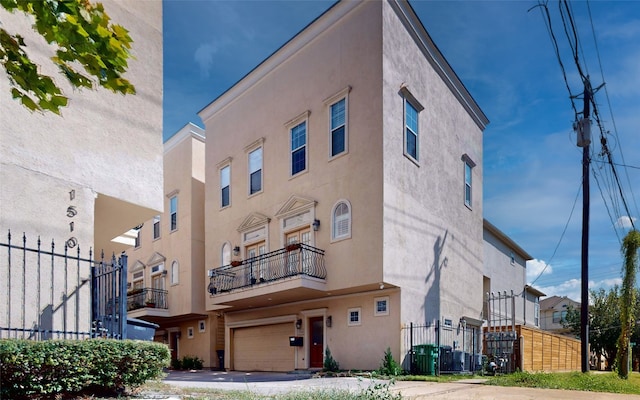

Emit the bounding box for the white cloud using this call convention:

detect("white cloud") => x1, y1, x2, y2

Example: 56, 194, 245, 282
614, 216, 636, 229
194, 42, 222, 78
526, 259, 553, 283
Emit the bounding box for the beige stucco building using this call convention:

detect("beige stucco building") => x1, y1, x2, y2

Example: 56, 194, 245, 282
0, 1, 163, 335
125, 123, 219, 366
200, 0, 489, 372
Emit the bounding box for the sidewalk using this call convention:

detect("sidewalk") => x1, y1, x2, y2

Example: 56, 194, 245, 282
159, 370, 640, 400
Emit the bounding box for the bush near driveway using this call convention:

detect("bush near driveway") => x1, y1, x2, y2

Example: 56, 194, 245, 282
0, 338, 170, 399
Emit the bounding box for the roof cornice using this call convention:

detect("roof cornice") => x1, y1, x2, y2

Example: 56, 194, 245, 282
483, 219, 533, 261
198, 1, 358, 123
388, 0, 489, 131
164, 122, 205, 154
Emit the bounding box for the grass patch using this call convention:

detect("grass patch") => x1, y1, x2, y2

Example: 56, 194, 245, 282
486, 371, 640, 395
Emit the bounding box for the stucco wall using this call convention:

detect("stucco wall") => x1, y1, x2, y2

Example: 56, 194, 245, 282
0, 0, 163, 248
380, 1, 484, 327
202, 1, 385, 293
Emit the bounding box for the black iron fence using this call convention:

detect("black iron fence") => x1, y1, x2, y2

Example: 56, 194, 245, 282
402, 321, 482, 375
0, 231, 127, 340
208, 243, 325, 294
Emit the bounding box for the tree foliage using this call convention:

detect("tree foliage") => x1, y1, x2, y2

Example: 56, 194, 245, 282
565, 288, 620, 370
0, 0, 135, 114
617, 230, 640, 378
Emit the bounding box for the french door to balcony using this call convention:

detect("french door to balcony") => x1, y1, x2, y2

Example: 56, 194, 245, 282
286, 228, 311, 275
246, 241, 266, 283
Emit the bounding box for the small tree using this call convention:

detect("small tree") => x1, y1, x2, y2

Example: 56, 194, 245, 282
323, 346, 339, 372
617, 230, 640, 378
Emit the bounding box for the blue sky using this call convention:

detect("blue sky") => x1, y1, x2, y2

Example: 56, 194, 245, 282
163, 0, 640, 302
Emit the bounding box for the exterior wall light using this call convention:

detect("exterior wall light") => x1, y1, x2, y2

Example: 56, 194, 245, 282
326, 315, 332, 328
233, 246, 240, 256
296, 319, 302, 329
312, 219, 320, 231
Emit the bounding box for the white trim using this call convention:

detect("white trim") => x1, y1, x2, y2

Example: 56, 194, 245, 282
187, 327, 194, 339
170, 260, 179, 285
374, 296, 389, 316
347, 307, 361, 326
198, 320, 206, 333
226, 314, 297, 329
326, 87, 350, 160
164, 122, 205, 153
330, 199, 352, 242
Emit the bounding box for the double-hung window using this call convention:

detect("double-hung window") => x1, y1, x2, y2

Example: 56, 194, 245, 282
330, 98, 346, 157
169, 195, 178, 231
291, 122, 307, 176
152, 215, 160, 240
220, 165, 230, 208
462, 154, 476, 209
464, 162, 472, 207
405, 101, 419, 161
249, 147, 262, 195
400, 86, 424, 164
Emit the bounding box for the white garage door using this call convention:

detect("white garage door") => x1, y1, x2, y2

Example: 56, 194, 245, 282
233, 323, 295, 371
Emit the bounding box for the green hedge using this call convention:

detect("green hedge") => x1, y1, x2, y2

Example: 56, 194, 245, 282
0, 339, 170, 399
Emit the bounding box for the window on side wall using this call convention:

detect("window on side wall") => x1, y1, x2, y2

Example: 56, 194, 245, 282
462, 154, 476, 209
534, 298, 540, 326
170, 196, 178, 231
220, 164, 230, 208
153, 215, 160, 240
400, 86, 424, 165
248, 147, 263, 195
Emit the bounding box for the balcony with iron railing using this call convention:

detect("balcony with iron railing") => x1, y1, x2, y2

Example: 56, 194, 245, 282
126, 288, 168, 314
207, 243, 326, 301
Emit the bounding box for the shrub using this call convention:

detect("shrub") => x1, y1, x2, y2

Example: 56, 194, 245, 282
0, 339, 170, 399
378, 347, 402, 376
181, 355, 204, 370
323, 346, 340, 372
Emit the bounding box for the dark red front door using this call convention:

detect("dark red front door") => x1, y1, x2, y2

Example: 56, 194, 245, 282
309, 317, 324, 368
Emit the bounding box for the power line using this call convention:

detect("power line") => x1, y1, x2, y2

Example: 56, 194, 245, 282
529, 182, 582, 287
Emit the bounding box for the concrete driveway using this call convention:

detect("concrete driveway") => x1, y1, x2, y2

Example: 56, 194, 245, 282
162, 370, 639, 399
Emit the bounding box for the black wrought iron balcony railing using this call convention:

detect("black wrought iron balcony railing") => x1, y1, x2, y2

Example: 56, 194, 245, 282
208, 243, 326, 295
126, 288, 168, 311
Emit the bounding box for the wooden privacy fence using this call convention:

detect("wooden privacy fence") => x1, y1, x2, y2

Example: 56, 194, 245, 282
515, 325, 581, 372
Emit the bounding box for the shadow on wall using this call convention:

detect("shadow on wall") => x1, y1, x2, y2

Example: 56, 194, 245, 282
423, 230, 448, 324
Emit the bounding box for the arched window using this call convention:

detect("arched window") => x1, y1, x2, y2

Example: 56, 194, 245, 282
171, 260, 179, 285
332, 200, 351, 241
221, 242, 231, 266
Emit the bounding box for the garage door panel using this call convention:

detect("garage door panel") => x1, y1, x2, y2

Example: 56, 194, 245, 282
234, 323, 294, 372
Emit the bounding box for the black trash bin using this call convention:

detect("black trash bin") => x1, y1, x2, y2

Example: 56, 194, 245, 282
216, 350, 225, 370
126, 317, 159, 341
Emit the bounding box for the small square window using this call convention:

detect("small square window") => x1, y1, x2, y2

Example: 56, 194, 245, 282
374, 296, 389, 316
187, 327, 194, 338
198, 320, 206, 333
347, 307, 361, 326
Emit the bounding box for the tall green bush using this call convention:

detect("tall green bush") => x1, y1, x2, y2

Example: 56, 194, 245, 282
0, 339, 170, 399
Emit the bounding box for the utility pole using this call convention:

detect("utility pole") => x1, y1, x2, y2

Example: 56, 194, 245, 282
576, 77, 592, 373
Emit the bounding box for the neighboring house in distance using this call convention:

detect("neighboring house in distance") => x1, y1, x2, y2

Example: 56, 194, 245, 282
125, 124, 218, 367
483, 219, 545, 328
540, 295, 580, 336
200, 0, 488, 372
0, 1, 162, 336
